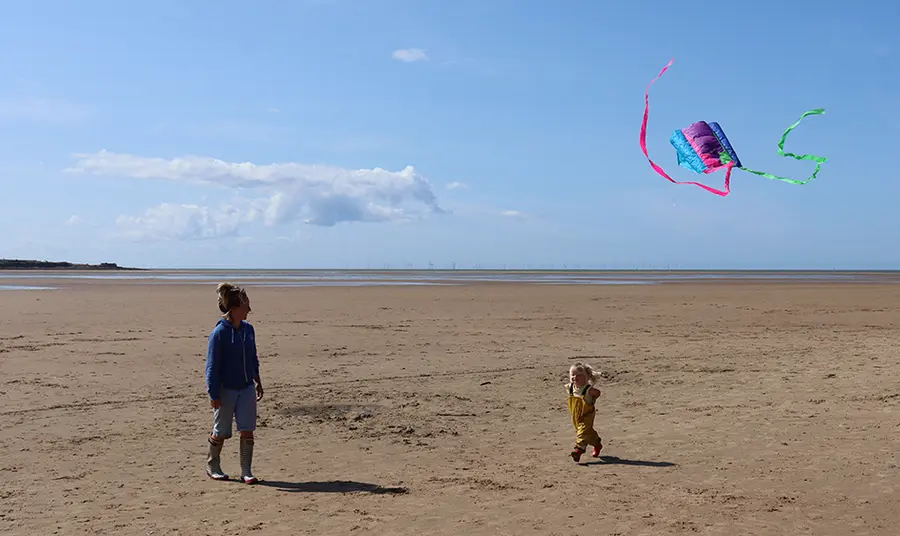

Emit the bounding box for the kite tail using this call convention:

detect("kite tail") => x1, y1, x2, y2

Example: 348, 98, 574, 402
639, 58, 731, 197
738, 108, 828, 184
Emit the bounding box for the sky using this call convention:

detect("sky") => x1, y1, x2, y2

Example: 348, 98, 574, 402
1, 0, 898, 269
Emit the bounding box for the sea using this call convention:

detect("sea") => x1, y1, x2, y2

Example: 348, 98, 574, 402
1, 269, 900, 291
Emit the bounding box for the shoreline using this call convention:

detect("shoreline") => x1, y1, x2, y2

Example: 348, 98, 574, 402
4, 263, 900, 275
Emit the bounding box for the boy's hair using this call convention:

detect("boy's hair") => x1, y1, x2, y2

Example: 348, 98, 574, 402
216, 282, 248, 314
570, 362, 599, 385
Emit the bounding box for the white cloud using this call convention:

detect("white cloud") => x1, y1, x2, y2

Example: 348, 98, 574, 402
66, 150, 445, 239
392, 48, 429, 63
64, 215, 81, 226
446, 181, 467, 190
0, 97, 90, 123
115, 203, 253, 241
500, 209, 526, 218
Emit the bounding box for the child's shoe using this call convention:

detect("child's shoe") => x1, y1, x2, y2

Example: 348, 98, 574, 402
570, 447, 585, 462
592, 441, 603, 458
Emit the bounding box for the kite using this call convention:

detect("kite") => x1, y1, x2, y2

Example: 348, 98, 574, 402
639, 59, 828, 196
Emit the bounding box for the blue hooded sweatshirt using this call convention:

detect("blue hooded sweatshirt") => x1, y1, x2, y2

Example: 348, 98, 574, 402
205, 317, 259, 400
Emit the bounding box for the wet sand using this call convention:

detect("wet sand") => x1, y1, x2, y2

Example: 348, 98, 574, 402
1, 279, 898, 535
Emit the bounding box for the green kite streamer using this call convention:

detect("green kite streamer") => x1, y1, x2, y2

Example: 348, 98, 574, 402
737, 109, 828, 185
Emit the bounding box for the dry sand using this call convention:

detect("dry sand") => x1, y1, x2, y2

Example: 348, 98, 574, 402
1, 277, 899, 535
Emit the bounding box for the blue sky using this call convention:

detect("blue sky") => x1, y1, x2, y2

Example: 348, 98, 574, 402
1, 0, 897, 269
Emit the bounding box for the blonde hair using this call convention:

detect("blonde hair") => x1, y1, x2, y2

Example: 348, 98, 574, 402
216, 282, 248, 316
569, 362, 599, 385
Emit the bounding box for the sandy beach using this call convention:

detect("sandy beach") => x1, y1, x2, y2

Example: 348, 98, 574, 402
2, 276, 898, 535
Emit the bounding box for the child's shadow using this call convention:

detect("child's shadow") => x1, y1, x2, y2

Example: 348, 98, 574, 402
257, 479, 409, 494
580, 455, 675, 467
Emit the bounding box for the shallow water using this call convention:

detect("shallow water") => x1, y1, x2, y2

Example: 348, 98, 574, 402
0, 269, 896, 290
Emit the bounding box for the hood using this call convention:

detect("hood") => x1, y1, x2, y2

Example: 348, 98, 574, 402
216, 317, 245, 343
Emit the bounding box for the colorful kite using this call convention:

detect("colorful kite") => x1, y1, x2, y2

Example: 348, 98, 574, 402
640, 59, 828, 196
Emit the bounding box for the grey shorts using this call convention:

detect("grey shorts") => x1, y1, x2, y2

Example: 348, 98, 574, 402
211, 384, 257, 438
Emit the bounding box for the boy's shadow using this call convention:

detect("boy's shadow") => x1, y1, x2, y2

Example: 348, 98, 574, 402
580, 455, 676, 467
257, 479, 409, 494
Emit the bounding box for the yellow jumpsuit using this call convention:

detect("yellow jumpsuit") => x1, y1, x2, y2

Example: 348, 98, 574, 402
567, 383, 602, 451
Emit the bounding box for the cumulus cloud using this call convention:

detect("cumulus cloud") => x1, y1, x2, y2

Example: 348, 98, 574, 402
66, 150, 445, 240
392, 48, 428, 62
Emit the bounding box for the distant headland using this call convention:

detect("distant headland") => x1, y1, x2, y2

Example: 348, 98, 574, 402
0, 259, 144, 271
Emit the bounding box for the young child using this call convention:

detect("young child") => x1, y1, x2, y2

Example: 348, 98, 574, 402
566, 362, 603, 462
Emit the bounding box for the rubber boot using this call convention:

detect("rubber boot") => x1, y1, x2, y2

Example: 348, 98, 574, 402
206, 436, 228, 480
240, 436, 258, 484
